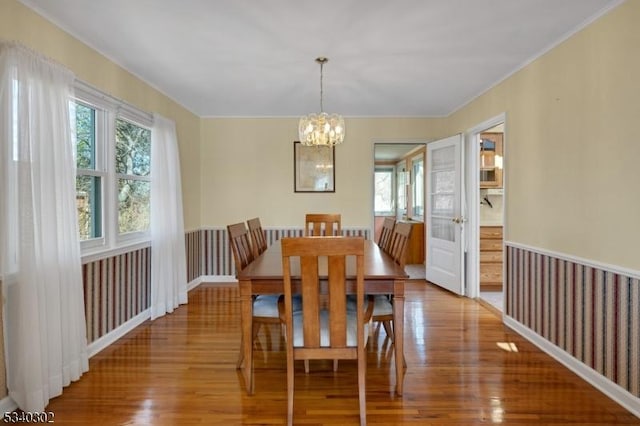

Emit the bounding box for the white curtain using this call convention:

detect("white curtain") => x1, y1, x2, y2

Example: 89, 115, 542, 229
150, 113, 187, 320
0, 42, 88, 411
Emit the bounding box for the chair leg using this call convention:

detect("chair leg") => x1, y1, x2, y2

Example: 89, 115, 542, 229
382, 320, 394, 342
333, 359, 338, 372
304, 360, 310, 373
253, 322, 261, 340
371, 320, 406, 369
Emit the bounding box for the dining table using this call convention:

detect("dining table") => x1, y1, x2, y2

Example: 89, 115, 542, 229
236, 237, 409, 396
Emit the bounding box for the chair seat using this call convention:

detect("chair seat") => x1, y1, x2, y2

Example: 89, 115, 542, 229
254, 294, 301, 317
346, 294, 374, 313
371, 295, 393, 316
291, 310, 369, 347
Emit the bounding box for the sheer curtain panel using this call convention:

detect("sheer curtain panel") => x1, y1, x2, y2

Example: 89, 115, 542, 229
150, 113, 188, 319
0, 42, 88, 412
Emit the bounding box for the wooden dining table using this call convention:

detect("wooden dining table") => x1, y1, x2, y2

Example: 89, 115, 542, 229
237, 238, 408, 396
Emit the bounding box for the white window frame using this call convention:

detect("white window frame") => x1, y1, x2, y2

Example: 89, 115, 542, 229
411, 153, 425, 220
73, 81, 153, 259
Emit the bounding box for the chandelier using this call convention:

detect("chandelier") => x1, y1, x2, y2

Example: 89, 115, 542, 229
298, 57, 345, 147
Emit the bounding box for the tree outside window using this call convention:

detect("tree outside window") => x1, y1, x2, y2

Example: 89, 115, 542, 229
115, 119, 151, 235
374, 167, 394, 215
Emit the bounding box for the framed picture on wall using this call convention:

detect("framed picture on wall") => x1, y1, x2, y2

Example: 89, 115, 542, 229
293, 141, 335, 192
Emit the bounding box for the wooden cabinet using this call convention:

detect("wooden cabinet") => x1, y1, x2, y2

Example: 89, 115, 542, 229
480, 132, 503, 188
480, 226, 503, 290
400, 221, 424, 264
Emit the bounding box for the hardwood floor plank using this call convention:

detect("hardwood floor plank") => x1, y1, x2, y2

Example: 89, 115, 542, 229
42, 281, 638, 425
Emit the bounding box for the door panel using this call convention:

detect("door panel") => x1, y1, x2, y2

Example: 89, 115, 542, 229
426, 134, 464, 295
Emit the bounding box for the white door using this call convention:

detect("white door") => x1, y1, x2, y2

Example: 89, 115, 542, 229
425, 134, 465, 295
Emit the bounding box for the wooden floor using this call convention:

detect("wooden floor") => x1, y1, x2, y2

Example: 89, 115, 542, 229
45, 281, 638, 425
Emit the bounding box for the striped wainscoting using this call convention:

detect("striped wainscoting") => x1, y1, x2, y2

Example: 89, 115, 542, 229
505, 244, 640, 399
82, 247, 151, 343
186, 227, 370, 277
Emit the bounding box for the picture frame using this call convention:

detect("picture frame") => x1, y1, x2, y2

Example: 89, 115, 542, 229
293, 141, 335, 192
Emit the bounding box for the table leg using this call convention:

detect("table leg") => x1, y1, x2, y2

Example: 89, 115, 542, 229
393, 278, 405, 396
239, 279, 254, 395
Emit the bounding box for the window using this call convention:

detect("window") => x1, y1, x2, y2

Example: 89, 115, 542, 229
374, 167, 394, 215
73, 82, 152, 254
115, 118, 151, 235
74, 102, 103, 241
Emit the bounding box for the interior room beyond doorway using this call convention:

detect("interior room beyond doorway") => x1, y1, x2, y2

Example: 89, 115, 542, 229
478, 123, 505, 312
374, 143, 426, 280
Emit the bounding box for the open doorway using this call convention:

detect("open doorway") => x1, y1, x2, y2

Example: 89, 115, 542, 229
374, 142, 426, 280
467, 119, 505, 312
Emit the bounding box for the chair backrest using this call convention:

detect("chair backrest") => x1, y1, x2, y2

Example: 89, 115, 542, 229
377, 217, 396, 252
247, 217, 267, 257
386, 222, 412, 269
304, 213, 341, 236
280, 236, 367, 352
227, 222, 255, 274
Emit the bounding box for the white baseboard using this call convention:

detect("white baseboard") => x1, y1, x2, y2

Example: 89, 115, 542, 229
187, 275, 237, 291
201, 275, 238, 283
504, 316, 640, 418
87, 309, 150, 358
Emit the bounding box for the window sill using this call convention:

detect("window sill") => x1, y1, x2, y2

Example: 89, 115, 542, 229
82, 240, 151, 264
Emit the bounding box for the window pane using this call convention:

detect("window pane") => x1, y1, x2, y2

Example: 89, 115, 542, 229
118, 179, 150, 234
116, 119, 151, 176
431, 217, 455, 242
374, 170, 393, 213
75, 103, 95, 169
76, 175, 102, 240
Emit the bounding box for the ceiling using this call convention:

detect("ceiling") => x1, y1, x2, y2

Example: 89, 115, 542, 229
18, 0, 620, 118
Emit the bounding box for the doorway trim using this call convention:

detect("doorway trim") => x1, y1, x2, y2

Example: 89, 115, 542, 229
464, 112, 506, 299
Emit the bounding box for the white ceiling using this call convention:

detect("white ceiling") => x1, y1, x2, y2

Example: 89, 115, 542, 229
18, 0, 621, 118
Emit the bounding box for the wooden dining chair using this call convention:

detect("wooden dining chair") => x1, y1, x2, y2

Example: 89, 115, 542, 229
304, 213, 341, 236
247, 217, 268, 258
228, 222, 281, 369
279, 236, 373, 426
372, 222, 412, 344
377, 217, 396, 252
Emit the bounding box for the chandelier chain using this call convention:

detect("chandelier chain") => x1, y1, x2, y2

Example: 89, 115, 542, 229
319, 60, 324, 112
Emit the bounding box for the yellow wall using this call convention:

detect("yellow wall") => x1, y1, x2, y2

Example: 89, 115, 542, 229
0, 0, 202, 230
200, 117, 445, 228
445, 0, 640, 270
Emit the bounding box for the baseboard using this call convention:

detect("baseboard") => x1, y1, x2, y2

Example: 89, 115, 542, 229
503, 316, 640, 418
87, 309, 150, 358
197, 275, 238, 284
